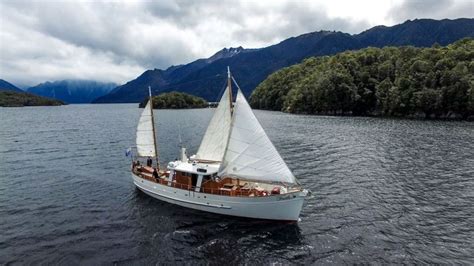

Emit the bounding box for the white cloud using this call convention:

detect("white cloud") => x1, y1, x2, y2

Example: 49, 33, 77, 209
0, 0, 471, 87
387, 0, 473, 22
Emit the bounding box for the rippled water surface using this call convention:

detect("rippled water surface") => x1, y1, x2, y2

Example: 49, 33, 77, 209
1, 104, 473, 264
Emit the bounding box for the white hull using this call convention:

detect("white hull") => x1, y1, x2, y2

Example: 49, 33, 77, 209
132, 173, 306, 221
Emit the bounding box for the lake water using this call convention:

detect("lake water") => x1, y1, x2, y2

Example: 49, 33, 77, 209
1, 104, 473, 264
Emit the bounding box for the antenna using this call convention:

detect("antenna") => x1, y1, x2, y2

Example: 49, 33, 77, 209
178, 122, 183, 148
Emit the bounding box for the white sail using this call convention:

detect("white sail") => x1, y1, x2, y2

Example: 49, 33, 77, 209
136, 100, 156, 157
195, 86, 232, 161
219, 90, 296, 184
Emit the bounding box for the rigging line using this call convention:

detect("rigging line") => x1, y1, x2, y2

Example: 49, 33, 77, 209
231, 76, 243, 93
214, 79, 228, 103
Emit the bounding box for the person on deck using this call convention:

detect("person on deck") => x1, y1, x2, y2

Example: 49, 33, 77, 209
147, 157, 152, 167
133, 160, 141, 173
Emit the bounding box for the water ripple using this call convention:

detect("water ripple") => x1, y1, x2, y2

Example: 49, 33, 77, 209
0, 105, 473, 264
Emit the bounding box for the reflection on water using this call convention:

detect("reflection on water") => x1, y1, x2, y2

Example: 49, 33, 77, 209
0, 104, 473, 264
130, 188, 304, 264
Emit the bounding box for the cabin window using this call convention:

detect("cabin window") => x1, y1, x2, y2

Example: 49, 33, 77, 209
191, 174, 198, 187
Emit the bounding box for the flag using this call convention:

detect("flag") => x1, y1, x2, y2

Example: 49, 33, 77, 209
125, 147, 132, 157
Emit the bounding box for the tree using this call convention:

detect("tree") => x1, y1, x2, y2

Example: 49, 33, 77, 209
413, 89, 442, 117
250, 38, 474, 119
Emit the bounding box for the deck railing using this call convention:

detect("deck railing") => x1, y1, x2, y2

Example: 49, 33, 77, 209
166, 181, 252, 197
134, 168, 295, 197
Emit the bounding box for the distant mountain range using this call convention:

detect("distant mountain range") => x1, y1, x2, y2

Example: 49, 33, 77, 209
27, 80, 116, 103
0, 79, 23, 92
93, 18, 474, 103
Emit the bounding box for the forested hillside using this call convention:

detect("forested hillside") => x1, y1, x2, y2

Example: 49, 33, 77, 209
250, 38, 473, 119
139, 92, 208, 109
0, 91, 64, 107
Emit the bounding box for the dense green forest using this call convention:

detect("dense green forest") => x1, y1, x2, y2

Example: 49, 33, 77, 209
0, 91, 65, 107
250, 38, 474, 119
139, 91, 208, 109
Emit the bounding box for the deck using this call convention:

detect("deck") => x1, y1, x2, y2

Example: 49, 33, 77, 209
132, 165, 295, 197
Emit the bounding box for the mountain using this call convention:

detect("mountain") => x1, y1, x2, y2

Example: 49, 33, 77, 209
28, 80, 116, 103
93, 18, 474, 103
356, 18, 474, 47
0, 79, 23, 92
93, 46, 254, 103
205, 46, 248, 63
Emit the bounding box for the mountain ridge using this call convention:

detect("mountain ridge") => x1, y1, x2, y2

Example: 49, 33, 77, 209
28, 80, 116, 103
0, 79, 23, 92
93, 18, 474, 103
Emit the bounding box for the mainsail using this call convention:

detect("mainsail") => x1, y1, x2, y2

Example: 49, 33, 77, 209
195, 86, 232, 161
218, 90, 296, 184
136, 99, 156, 157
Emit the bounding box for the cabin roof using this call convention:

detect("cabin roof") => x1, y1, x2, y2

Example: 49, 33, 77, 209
168, 160, 220, 175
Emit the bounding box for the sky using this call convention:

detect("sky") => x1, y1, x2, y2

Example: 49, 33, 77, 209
0, 0, 472, 87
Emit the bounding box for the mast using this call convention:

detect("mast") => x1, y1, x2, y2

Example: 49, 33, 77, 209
218, 67, 235, 175
227, 66, 233, 113
148, 86, 160, 170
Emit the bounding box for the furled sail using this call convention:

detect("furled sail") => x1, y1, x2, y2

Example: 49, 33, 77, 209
195, 86, 232, 161
218, 90, 296, 184
136, 100, 156, 157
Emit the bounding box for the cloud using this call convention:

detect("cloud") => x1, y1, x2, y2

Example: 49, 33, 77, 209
0, 4, 144, 87
229, 2, 369, 45
387, 0, 474, 22
0, 0, 471, 87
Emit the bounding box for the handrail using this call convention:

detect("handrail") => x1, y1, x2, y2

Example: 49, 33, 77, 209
162, 178, 279, 197
134, 169, 296, 197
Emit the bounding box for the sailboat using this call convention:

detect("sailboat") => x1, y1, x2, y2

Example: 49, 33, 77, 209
131, 67, 308, 221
